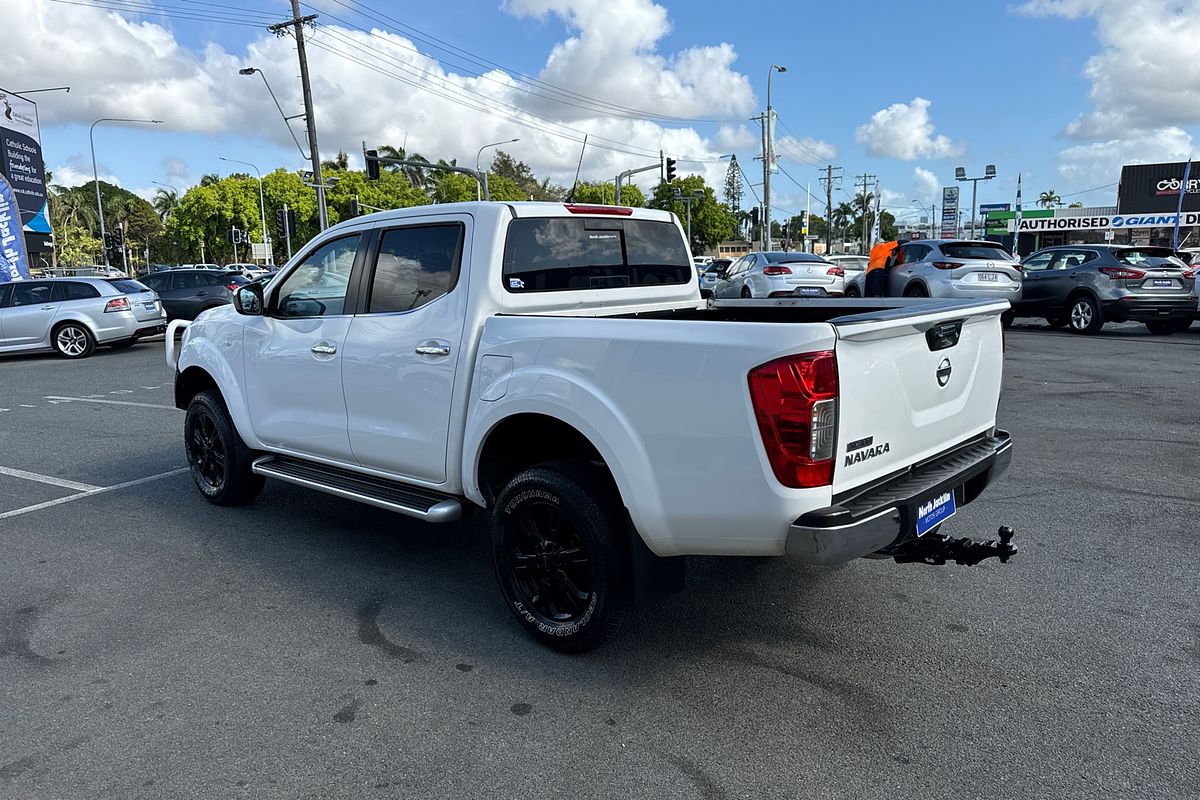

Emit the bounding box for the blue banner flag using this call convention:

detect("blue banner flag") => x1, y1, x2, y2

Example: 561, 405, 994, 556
0, 173, 31, 282
1172, 158, 1192, 249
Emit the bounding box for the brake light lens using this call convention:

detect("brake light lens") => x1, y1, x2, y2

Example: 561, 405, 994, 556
563, 204, 633, 215
762, 265, 793, 275
747, 351, 839, 488
1183, 266, 1198, 279
103, 297, 130, 313
826, 266, 845, 277
1099, 266, 1146, 280
226, 282, 240, 291
931, 261, 960, 270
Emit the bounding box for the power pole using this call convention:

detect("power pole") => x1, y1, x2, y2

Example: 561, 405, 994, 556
818, 164, 842, 253
269, 1, 327, 230
855, 172, 876, 252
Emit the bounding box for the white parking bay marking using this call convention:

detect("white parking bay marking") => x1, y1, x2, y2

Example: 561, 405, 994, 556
0, 468, 190, 520
0, 466, 102, 492
44, 395, 177, 410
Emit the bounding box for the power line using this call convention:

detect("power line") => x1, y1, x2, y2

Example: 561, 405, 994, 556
50, 0, 270, 26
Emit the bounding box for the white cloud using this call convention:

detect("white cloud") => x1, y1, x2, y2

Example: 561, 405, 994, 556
913, 167, 942, 201
1057, 127, 1194, 186
9, 0, 753, 193
1017, 0, 1200, 138
716, 125, 757, 152
777, 135, 837, 163
854, 98, 962, 160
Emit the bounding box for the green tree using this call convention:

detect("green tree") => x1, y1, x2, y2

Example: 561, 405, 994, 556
54, 224, 103, 266
1038, 189, 1062, 208
152, 187, 179, 220
571, 181, 646, 207
162, 176, 262, 264
485, 173, 527, 202
431, 171, 479, 204
647, 176, 736, 252
723, 155, 743, 211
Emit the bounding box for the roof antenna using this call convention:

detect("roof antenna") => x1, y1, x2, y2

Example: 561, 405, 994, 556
567, 135, 588, 203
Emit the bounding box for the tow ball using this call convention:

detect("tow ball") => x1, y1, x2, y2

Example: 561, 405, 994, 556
889, 526, 1017, 567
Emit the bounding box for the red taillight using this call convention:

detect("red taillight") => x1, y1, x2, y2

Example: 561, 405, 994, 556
1183, 266, 1198, 279
826, 266, 845, 277
931, 261, 960, 270
1099, 266, 1146, 280
762, 265, 793, 275
103, 297, 130, 313
226, 282, 240, 291
1013, 264, 1024, 272
748, 351, 839, 489
563, 204, 633, 215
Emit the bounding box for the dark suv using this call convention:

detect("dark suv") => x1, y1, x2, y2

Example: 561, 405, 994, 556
1013, 245, 1196, 334
136, 269, 249, 321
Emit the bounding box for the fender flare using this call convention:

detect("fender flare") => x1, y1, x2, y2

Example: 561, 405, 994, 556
176, 337, 261, 448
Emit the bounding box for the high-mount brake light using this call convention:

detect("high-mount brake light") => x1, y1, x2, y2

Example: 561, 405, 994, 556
563, 204, 633, 216
747, 351, 839, 489
1098, 266, 1146, 280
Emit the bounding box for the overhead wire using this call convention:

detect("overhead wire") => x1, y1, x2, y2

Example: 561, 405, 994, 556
50, 0, 272, 26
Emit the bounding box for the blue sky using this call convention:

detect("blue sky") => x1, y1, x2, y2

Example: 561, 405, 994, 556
8, 0, 1198, 225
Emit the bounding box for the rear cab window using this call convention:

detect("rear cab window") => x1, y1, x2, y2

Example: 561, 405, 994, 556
1116, 249, 1186, 269
502, 216, 690, 292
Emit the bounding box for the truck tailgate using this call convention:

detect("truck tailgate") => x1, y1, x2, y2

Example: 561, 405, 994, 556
831, 300, 1007, 495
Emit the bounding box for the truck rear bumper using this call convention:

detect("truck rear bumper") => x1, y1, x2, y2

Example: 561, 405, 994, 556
785, 431, 1012, 565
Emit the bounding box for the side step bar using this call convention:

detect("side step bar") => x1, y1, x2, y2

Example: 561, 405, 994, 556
251, 455, 462, 523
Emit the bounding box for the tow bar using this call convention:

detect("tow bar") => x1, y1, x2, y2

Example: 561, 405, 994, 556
889, 526, 1017, 567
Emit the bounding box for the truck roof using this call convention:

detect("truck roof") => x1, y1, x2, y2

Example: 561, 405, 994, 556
328, 201, 677, 232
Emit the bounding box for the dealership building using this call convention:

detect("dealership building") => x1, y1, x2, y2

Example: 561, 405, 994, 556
986, 160, 1200, 256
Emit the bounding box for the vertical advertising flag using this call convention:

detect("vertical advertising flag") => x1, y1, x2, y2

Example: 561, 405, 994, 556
1013, 174, 1023, 257
870, 180, 881, 246
767, 109, 778, 173
0, 173, 31, 282
0, 88, 51, 243
1172, 158, 1192, 249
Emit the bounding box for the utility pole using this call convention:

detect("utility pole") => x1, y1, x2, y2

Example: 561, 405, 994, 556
818, 164, 842, 253
269, 1, 327, 230
855, 172, 876, 252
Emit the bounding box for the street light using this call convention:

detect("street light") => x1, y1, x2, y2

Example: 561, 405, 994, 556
220, 157, 271, 265
11, 86, 70, 95
763, 64, 786, 252
475, 138, 519, 200
240, 66, 327, 230
955, 164, 997, 239
90, 117, 162, 267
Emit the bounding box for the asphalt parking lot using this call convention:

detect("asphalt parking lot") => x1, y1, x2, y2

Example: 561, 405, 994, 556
2, 324, 1198, 800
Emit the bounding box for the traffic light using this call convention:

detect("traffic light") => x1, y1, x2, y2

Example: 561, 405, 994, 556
112, 227, 124, 248
349, 197, 360, 217
749, 207, 759, 227
103, 233, 113, 251
365, 149, 380, 180
275, 209, 286, 239
230, 227, 242, 245
665, 157, 677, 182
286, 209, 296, 235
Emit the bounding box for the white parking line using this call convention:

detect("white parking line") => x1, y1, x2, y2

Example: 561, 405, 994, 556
0, 468, 190, 520
44, 395, 177, 410
0, 466, 102, 492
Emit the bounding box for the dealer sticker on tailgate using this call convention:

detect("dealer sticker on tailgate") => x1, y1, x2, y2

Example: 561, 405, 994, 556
916, 491, 956, 536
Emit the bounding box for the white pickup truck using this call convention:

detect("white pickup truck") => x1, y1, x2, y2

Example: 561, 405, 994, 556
168, 202, 1014, 651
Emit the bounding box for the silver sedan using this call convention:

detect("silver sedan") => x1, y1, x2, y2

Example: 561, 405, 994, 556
713, 251, 844, 298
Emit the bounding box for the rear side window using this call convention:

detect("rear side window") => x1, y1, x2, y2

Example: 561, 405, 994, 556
502, 217, 690, 292
55, 282, 101, 301
941, 243, 1012, 261
368, 223, 463, 313
7, 282, 53, 307
138, 275, 165, 291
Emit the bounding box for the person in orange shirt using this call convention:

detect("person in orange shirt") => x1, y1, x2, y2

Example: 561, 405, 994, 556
865, 239, 899, 297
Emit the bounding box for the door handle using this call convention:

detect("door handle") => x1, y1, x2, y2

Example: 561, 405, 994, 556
311, 343, 337, 355
40, 305, 55, 311
415, 344, 451, 357
196, 291, 207, 296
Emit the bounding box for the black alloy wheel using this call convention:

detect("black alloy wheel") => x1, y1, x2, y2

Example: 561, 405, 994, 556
188, 407, 227, 493
184, 391, 264, 506
505, 499, 595, 626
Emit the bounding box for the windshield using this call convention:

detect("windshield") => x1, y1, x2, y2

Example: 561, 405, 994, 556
502, 217, 691, 292
1116, 249, 1187, 269
941, 242, 1013, 261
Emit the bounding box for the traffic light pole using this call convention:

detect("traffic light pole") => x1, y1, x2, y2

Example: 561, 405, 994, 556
614, 162, 662, 206
362, 146, 490, 200
282, 204, 292, 261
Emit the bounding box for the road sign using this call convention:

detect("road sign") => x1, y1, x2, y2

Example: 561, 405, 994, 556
979, 203, 1011, 214
941, 187, 960, 237
251, 243, 271, 260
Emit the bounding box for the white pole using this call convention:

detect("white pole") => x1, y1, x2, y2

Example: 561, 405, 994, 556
805, 183, 811, 253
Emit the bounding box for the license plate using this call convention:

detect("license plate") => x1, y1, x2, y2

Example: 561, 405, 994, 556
977, 272, 1000, 283
144, 302, 157, 311
915, 490, 957, 537
796, 287, 822, 296
1151, 279, 1174, 287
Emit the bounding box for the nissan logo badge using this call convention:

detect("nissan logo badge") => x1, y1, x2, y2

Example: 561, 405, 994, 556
936, 358, 952, 387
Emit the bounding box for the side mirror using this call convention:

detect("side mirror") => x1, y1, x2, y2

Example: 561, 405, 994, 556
234, 283, 264, 315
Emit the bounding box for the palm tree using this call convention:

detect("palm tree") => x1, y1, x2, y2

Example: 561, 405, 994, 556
1037, 189, 1062, 208
152, 187, 178, 220
199, 173, 220, 187
831, 202, 853, 236
376, 144, 435, 192
321, 149, 349, 172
